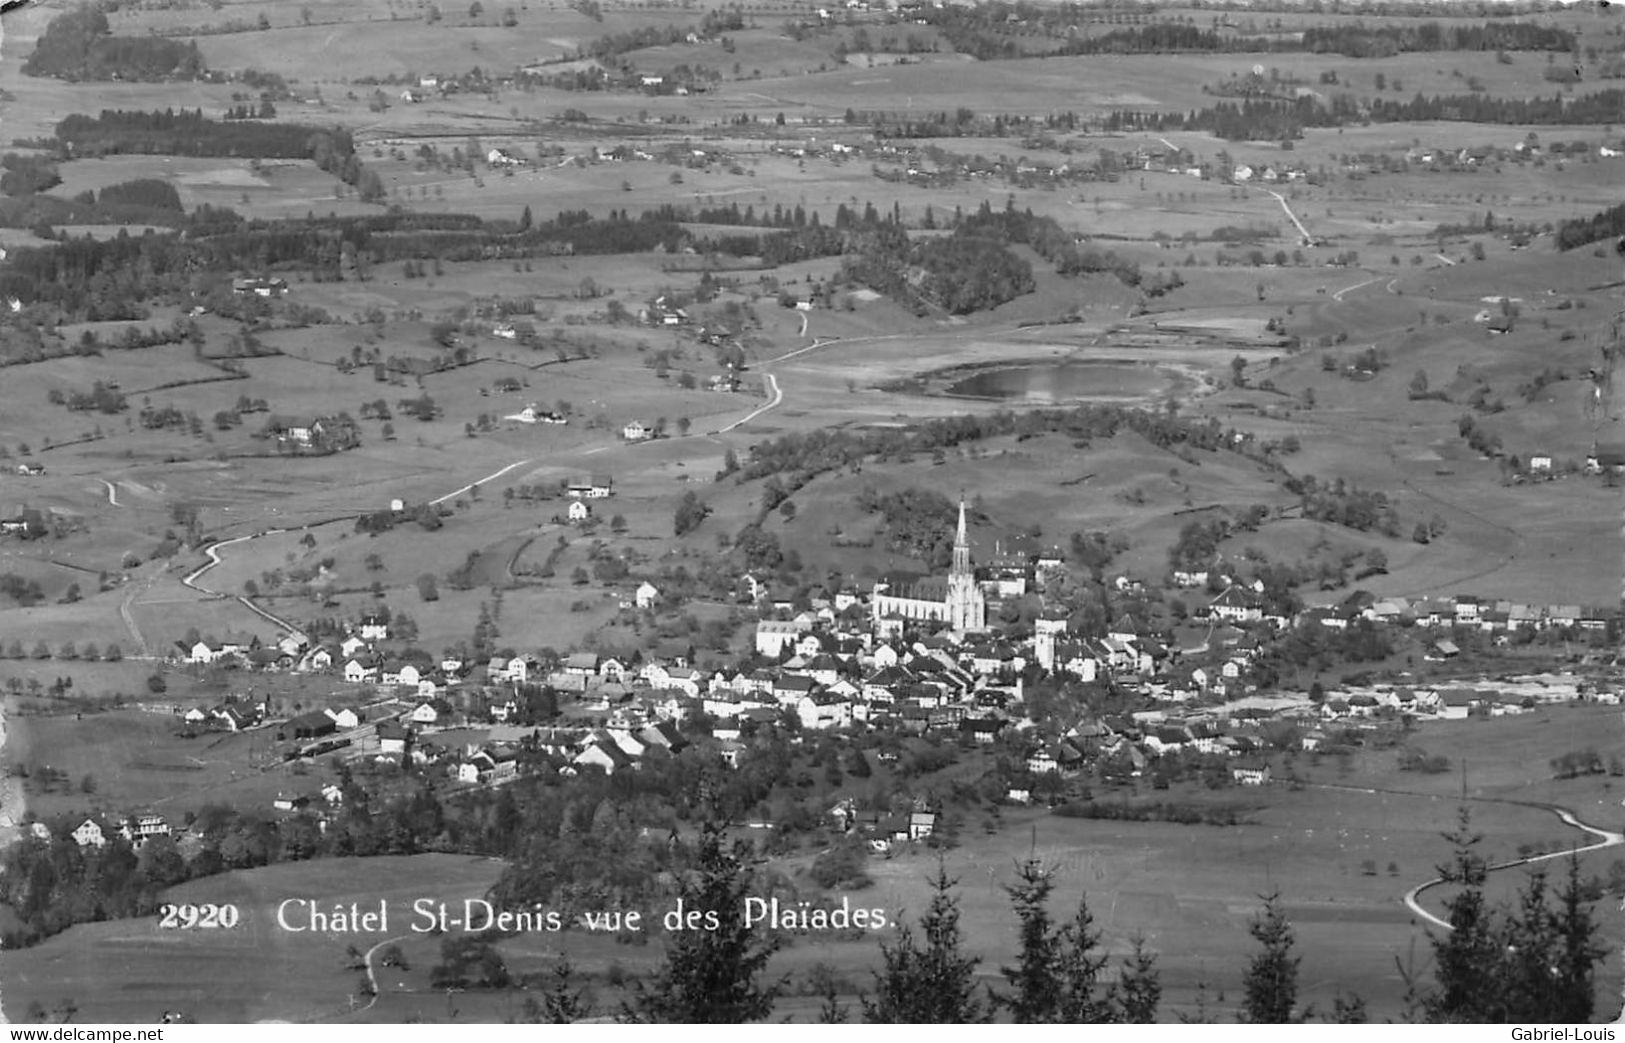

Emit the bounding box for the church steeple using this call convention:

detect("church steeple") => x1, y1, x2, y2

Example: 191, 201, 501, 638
951, 499, 971, 577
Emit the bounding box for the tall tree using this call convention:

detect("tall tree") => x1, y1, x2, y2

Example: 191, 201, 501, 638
1112, 935, 1162, 1023
862, 862, 992, 1023
1424, 808, 1504, 1022
623, 825, 782, 1023
1241, 891, 1301, 1023
997, 855, 1113, 1022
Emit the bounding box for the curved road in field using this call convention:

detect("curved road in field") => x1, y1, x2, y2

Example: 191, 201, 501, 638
174, 457, 539, 637
1394, 800, 1624, 931
715, 373, 781, 434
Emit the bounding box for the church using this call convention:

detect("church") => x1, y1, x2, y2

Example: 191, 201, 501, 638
870, 500, 986, 632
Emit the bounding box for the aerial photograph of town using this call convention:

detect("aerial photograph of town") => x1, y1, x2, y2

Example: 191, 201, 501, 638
0, 0, 1620, 1025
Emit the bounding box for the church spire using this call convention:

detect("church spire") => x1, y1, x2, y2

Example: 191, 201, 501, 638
952, 498, 971, 577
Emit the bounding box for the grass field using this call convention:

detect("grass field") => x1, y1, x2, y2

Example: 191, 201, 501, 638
0, 854, 505, 1023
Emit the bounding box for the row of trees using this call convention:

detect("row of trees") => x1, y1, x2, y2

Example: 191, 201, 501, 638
1108, 88, 1625, 141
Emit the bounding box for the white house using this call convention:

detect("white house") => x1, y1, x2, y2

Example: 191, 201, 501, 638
325, 707, 361, 730
568, 499, 592, 523
72, 819, 107, 848
635, 581, 661, 609
622, 420, 651, 441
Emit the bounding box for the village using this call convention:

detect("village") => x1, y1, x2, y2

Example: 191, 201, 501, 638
58, 495, 1613, 861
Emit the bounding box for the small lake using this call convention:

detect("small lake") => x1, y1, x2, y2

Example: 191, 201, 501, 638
942, 361, 1179, 403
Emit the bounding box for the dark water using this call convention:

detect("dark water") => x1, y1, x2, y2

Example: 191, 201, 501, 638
944, 361, 1171, 403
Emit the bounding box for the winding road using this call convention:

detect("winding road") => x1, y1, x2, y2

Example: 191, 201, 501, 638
1398, 801, 1624, 931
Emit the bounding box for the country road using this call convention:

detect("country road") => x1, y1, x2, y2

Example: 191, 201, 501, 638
1402, 802, 1625, 931
716, 372, 781, 433
428, 458, 533, 507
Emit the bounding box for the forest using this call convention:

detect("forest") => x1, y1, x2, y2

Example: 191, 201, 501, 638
1555, 201, 1625, 252
53, 109, 352, 162
22, 4, 204, 81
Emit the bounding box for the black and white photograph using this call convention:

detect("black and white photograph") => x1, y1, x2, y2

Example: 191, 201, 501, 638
0, 0, 1621, 1026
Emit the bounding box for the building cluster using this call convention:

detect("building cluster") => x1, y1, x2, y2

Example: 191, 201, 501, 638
150, 501, 1623, 828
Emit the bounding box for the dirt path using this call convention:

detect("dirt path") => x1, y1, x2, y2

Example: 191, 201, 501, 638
428, 458, 532, 507
1254, 185, 1314, 244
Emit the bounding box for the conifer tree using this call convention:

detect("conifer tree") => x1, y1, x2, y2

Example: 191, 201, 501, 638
624, 825, 782, 1023
1424, 808, 1505, 1022
1240, 891, 1300, 1023
862, 862, 991, 1023
1112, 935, 1163, 1023
996, 855, 1114, 1022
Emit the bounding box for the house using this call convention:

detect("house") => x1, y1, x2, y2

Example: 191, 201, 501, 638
635, 581, 661, 609
123, 815, 170, 843
1209, 585, 1264, 623
71, 819, 107, 848
410, 702, 440, 726
567, 474, 614, 498
381, 662, 422, 688
622, 420, 651, 441
376, 719, 411, 755
231, 276, 287, 298
754, 619, 805, 657
359, 615, 389, 642
1426, 639, 1460, 661
908, 811, 936, 841
325, 707, 361, 730
344, 658, 377, 684
563, 651, 599, 676
1232, 760, 1272, 786
1528, 452, 1553, 474
340, 634, 368, 658
567, 499, 592, 523
574, 741, 634, 775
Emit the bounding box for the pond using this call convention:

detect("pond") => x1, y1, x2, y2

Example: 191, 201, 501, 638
942, 360, 1181, 404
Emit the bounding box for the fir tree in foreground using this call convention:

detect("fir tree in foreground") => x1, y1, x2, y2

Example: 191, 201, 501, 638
623, 825, 783, 1023
862, 861, 993, 1023
963, 854, 1166, 1023
1240, 891, 1301, 1023
996, 855, 1115, 1022
1416, 808, 1608, 1023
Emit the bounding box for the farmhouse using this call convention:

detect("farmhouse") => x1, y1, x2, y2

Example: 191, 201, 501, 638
622, 420, 652, 441
232, 276, 287, 298
567, 499, 592, 523
566, 474, 614, 498
71, 819, 107, 848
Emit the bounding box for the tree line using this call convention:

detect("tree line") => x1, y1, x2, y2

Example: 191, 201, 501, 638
1107, 88, 1625, 140
912, 4, 1572, 63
